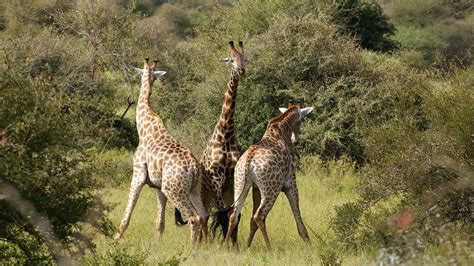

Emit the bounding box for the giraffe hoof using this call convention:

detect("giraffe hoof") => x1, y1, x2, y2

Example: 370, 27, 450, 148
113, 233, 123, 240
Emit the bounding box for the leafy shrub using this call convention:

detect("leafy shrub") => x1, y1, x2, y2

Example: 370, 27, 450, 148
0, 1, 144, 263
332, 67, 474, 260
92, 149, 134, 187
395, 26, 444, 68
153, 8, 423, 163
0, 69, 113, 262
330, 0, 399, 52
387, 0, 473, 70
84, 242, 148, 265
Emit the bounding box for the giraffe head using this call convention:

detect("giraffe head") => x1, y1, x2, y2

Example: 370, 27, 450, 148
133, 58, 167, 86
222, 41, 245, 76
278, 103, 313, 145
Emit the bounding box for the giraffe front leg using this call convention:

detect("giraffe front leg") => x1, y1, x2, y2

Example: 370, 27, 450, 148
283, 180, 310, 244
156, 189, 167, 239
115, 163, 147, 239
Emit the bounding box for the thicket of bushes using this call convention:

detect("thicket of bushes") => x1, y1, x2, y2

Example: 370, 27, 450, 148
1, 0, 472, 264
385, 0, 473, 70
0, 0, 141, 262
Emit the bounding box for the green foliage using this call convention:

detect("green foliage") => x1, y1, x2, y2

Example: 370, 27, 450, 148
332, 67, 474, 259
396, 26, 444, 68
0, 0, 144, 263
330, 0, 399, 52
84, 242, 148, 265
1, 0, 472, 264
388, 0, 448, 27
159, 12, 413, 162
387, 0, 474, 70
0, 65, 113, 262
92, 148, 133, 187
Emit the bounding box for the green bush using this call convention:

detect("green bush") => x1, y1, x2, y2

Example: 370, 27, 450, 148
0, 1, 144, 263
332, 67, 474, 259
395, 26, 444, 68
92, 149, 134, 187
329, 0, 399, 52
84, 242, 148, 265
387, 0, 473, 70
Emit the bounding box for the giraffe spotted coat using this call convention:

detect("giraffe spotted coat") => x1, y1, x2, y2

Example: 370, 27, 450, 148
115, 59, 207, 243
224, 104, 313, 250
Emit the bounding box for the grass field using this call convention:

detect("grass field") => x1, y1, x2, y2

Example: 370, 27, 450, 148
85, 157, 374, 265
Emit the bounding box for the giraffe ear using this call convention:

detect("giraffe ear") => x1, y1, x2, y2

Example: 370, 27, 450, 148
132, 67, 143, 75
299, 107, 314, 118
279, 107, 288, 114
152, 71, 167, 78
221, 57, 232, 65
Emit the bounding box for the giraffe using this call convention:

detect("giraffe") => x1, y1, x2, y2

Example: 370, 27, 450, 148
224, 103, 313, 250
175, 41, 245, 244
114, 58, 208, 244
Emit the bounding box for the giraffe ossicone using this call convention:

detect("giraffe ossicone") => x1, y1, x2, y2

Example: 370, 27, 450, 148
132, 67, 167, 80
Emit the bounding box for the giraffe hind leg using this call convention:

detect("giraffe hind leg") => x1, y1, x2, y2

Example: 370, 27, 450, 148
190, 186, 208, 242
155, 189, 167, 239
283, 183, 310, 244
224, 177, 252, 246
253, 190, 280, 251
224, 189, 240, 246
115, 163, 147, 239
167, 193, 201, 244
209, 176, 227, 239
247, 185, 260, 248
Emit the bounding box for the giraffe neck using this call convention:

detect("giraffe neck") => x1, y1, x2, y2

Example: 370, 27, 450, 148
138, 76, 152, 110
264, 109, 297, 145
136, 76, 164, 132
211, 71, 240, 143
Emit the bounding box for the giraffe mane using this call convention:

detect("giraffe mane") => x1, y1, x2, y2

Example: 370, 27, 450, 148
267, 106, 299, 128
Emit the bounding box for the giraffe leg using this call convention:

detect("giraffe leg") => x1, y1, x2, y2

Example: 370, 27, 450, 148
169, 195, 200, 244
247, 185, 261, 248
253, 190, 280, 251
210, 177, 228, 240
115, 163, 147, 239
190, 185, 208, 243
224, 189, 240, 246
156, 189, 167, 239
283, 181, 310, 244
224, 175, 252, 246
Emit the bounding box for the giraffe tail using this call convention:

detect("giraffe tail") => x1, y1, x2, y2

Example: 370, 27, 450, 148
212, 146, 255, 244
230, 145, 257, 208
174, 208, 188, 226
210, 206, 240, 245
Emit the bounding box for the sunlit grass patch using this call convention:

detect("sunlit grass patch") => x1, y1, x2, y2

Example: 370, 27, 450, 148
86, 156, 367, 265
